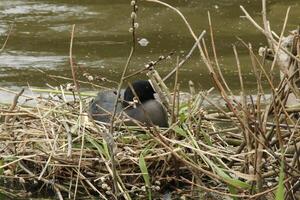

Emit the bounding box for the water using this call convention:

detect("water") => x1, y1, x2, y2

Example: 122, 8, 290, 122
0, 0, 299, 103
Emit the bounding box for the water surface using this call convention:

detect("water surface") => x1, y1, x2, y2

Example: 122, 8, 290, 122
0, 0, 299, 102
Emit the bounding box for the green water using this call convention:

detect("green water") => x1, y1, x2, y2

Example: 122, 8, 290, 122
0, 0, 299, 99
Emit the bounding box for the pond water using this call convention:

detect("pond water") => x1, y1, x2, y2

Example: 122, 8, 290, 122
0, 0, 299, 103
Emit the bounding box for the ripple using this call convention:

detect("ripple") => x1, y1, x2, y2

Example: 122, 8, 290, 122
0, 51, 67, 69
2, 4, 90, 15
0, 24, 9, 35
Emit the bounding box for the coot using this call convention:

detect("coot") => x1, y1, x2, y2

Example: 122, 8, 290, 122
89, 80, 168, 127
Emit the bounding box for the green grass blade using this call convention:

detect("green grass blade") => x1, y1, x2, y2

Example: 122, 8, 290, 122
275, 158, 285, 200
0, 159, 3, 175
86, 135, 109, 158
139, 152, 152, 200
204, 155, 251, 190
172, 125, 188, 137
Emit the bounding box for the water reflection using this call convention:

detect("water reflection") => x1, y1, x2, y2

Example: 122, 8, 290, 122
0, 51, 66, 68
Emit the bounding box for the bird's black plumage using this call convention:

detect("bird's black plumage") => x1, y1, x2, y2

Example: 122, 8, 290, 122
122, 80, 155, 107
89, 80, 168, 127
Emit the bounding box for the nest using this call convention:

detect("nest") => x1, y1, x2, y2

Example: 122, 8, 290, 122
0, 89, 221, 199
1, 71, 300, 199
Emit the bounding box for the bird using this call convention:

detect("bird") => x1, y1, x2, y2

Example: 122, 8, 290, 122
89, 80, 168, 127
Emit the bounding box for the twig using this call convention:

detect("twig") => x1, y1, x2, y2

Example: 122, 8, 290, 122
124, 51, 174, 80
69, 24, 79, 91
171, 57, 179, 123
163, 30, 206, 81
240, 5, 300, 63
270, 6, 291, 73
262, 0, 274, 50
18, 161, 71, 194
208, 11, 231, 94
0, 24, 13, 52
107, 1, 140, 196
74, 123, 86, 200
4, 88, 24, 127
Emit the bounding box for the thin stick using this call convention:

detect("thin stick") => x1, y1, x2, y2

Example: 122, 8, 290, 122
4, 88, 24, 127
171, 57, 179, 123
163, 30, 206, 81
68, 24, 85, 199
69, 24, 79, 91
107, 1, 140, 196
0, 24, 13, 52
240, 5, 300, 63
74, 126, 86, 200
145, 0, 212, 73
124, 51, 174, 80
270, 6, 291, 73
208, 11, 231, 93
262, 0, 274, 50
18, 161, 71, 194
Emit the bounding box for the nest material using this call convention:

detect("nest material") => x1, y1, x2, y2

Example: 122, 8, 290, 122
0, 92, 220, 199
1, 81, 300, 200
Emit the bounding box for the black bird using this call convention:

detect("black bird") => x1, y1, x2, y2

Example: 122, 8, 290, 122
89, 80, 168, 127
